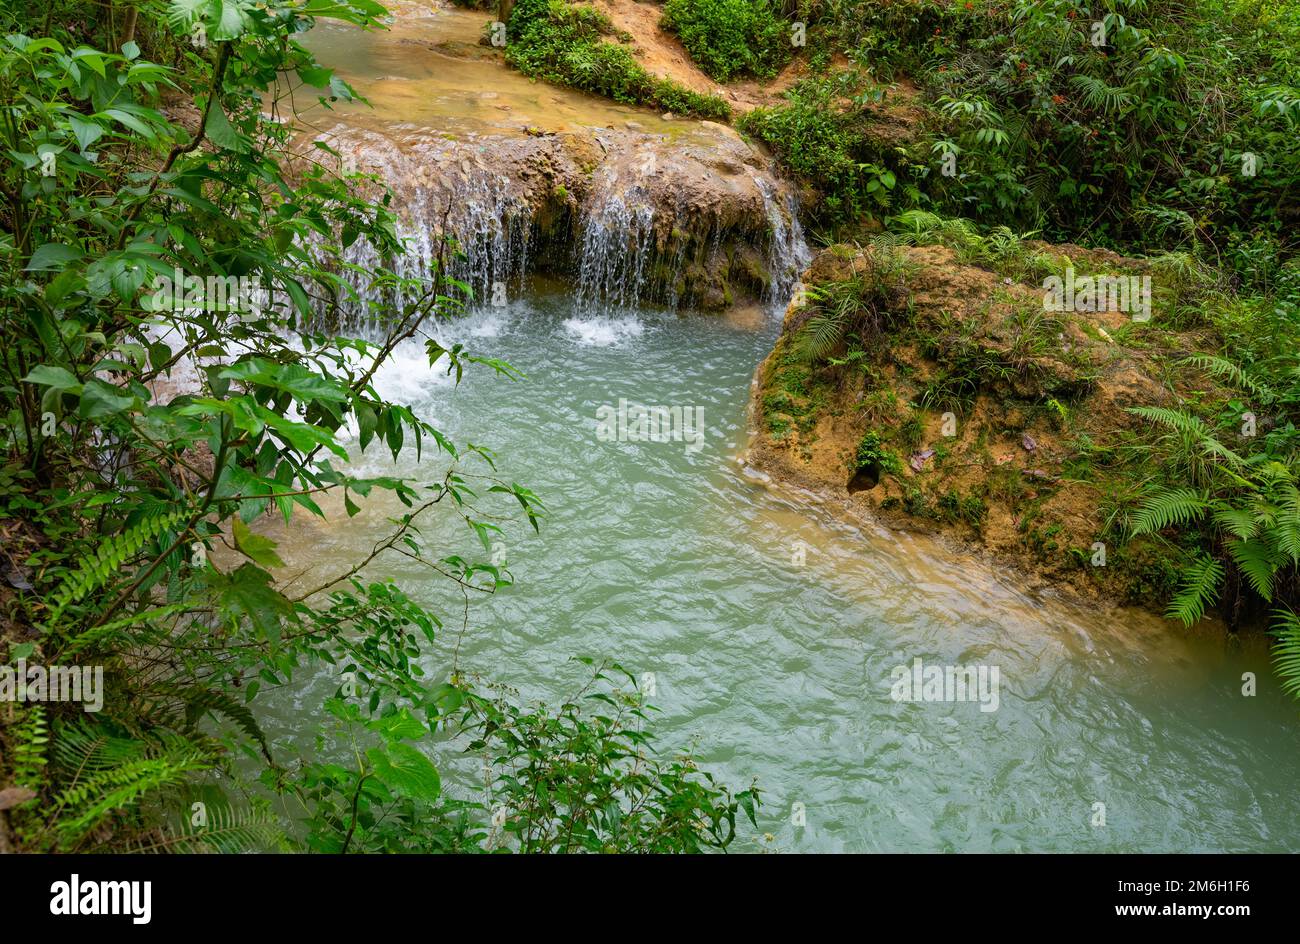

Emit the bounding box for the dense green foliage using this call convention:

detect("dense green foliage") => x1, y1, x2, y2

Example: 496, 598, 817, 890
0, 0, 756, 852
660, 0, 792, 82
761, 0, 1300, 260
503, 0, 731, 120
919, 0, 1297, 258
739, 72, 903, 223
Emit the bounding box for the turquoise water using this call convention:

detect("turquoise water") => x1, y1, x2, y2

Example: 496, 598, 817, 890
260, 291, 1300, 852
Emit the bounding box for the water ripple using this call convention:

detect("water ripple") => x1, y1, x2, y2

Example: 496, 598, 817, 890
263, 291, 1300, 852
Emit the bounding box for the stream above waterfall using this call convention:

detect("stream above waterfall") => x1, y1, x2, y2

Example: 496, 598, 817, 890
294, 2, 704, 139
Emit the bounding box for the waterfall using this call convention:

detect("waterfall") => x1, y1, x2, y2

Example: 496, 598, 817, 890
570, 164, 812, 318
332, 174, 533, 335
313, 128, 535, 337
574, 191, 659, 316
756, 176, 812, 307
308, 125, 811, 336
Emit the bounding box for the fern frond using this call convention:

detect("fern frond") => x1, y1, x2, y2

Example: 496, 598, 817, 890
44, 507, 192, 628
54, 751, 210, 843
1126, 405, 1245, 471
46, 719, 215, 847
1165, 553, 1224, 626
1133, 204, 1196, 241
1127, 405, 1213, 438
1129, 487, 1210, 535
796, 312, 850, 361
1271, 609, 1300, 702
1211, 505, 1259, 540
10, 705, 49, 791
1226, 537, 1282, 601
51, 718, 145, 774
137, 802, 288, 854
890, 210, 979, 252
157, 684, 273, 763
1198, 435, 1247, 466
1068, 74, 1135, 114
1273, 487, 1300, 564
1180, 354, 1276, 403
57, 604, 189, 658
1147, 251, 1218, 290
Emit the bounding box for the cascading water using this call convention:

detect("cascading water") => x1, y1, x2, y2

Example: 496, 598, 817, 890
313, 129, 534, 337
307, 122, 813, 338
756, 176, 812, 306
574, 190, 659, 316
571, 159, 811, 318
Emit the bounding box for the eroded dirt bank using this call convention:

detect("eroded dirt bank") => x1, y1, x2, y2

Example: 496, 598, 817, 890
747, 241, 1237, 614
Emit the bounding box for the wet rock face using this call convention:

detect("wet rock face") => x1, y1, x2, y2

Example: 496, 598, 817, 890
316, 119, 807, 321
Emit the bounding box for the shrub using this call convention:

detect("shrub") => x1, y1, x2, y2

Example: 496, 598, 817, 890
660, 0, 791, 82
855, 430, 903, 475
738, 73, 903, 224
824, 0, 1300, 253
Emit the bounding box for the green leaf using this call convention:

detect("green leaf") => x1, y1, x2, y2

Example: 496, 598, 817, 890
9, 642, 35, 662
205, 103, 248, 153
78, 379, 135, 419
212, 0, 252, 40
296, 64, 334, 89
23, 365, 83, 393
26, 243, 84, 271
366, 743, 441, 802
45, 268, 86, 307
368, 710, 427, 743
231, 517, 286, 569
219, 360, 348, 403
281, 276, 310, 316
67, 114, 104, 153
210, 563, 296, 647
103, 107, 154, 138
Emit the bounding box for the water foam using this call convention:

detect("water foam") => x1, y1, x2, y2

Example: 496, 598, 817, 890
560, 314, 647, 347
